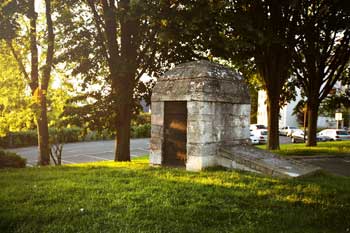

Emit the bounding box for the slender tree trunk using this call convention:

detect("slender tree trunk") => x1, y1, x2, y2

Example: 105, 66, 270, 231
115, 96, 132, 161
114, 73, 134, 161
114, 0, 137, 161
7, 0, 53, 165
37, 93, 50, 165
306, 98, 319, 146
29, 0, 50, 165
98, 0, 138, 161
29, 0, 39, 90
257, 47, 287, 150
266, 90, 280, 150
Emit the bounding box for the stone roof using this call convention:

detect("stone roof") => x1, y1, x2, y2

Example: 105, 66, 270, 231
162, 60, 243, 81
152, 60, 250, 104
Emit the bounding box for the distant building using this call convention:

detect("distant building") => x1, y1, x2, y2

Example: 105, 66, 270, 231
257, 90, 336, 128
140, 99, 150, 113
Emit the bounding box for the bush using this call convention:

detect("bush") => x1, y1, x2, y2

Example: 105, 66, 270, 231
0, 130, 38, 148
132, 113, 151, 126
0, 127, 85, 148
131, 124, 151, 138
0, 150, 26, 168
49, 127, 83, 143
0, 123, 151, 149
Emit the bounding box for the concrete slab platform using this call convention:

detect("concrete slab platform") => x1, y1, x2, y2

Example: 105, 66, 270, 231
219, 146, 321, 178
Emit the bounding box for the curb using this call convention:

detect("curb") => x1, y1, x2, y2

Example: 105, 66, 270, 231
287, 155, 350, 160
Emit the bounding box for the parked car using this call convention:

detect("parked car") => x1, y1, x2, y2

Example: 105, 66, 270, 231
291, 129, 331, 143
251, 129, 268, 144
250, 124, 267, 131
249, 133, 260, 145
343, 127, 350, 134
317, 129, 350, 141
291, 129, 306, 143
279, 126, 299, 137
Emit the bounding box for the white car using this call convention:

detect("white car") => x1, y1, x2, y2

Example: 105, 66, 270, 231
251, 129, 268, 144
291, 129, 306, 143
291, 129, 331, 143
250, 124, 267, 131
279, 126, 299, 137
318, 129, 350, 141
250, 133, 260, 144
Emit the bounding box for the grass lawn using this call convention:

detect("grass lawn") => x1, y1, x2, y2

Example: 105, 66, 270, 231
256, 140, 350, 156
1, 157, 350, 233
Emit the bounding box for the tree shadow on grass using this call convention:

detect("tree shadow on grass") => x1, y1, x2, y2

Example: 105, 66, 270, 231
0, 164, 349, 233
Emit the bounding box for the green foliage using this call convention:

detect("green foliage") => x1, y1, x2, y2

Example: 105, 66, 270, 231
0, 0, 19, 40
54, 0, 218, 137
0, 42, 35, 136
0, 123, 151, 148
131, 113, 151, 138
292, 99, 307, 126
131, 123, 151, 138
249, 88, 258, 124
132, 112, 151, 126
49, 127, 82, 144
291, 0, 350, 144
0, 159, 349, 232
0, 150, 26, 168
0, 130, 37, 148
319, 86, 350, 118
0, 128, 82, 148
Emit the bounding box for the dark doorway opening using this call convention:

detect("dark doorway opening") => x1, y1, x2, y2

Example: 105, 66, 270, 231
163, 101, 187, 167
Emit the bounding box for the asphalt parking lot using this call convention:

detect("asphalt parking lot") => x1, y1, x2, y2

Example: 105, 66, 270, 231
9, 136, 292, 166
8, 138, 149, 166
8, 136, 350, 177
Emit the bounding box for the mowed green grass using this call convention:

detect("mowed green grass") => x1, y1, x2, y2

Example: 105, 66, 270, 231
1, 157, 350, 233
257, 140, 350, 156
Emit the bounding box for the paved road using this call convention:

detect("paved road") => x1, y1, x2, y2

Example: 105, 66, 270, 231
8, 138, 149, 166
279, 136, 292, 144
300, 157, 350, 177
9, 136, 291, 166
8, 136, 350, 177
11, 136, 350, 177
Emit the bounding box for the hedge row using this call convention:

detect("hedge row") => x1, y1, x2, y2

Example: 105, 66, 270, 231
131, 124, 151, 138
0, 128, 83, 148
0, 150, 26, 168
0, 124, 151, 148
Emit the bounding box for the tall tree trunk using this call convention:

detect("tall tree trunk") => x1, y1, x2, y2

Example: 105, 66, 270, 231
7, 0, 53, 165
266, 90, 280, 150
98, 0, 138, 161
257, 47, 288, 150
29, 0, 50, 165
37, 92, 50, 165
115, 85, 132, 161
114, 0, 137, 161
306, 98, 319, 146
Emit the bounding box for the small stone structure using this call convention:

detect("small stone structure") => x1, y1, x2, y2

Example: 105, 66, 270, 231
150, 60, 321, 178
150, 60, 251, 171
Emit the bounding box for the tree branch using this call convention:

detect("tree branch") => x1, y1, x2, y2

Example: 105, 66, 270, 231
135, 45, 157, 81
41, 0, 54, 91
101, 0, 120, 70
5, 40, 32, 86
29, 0, 39, 93
86, 0, 111, 63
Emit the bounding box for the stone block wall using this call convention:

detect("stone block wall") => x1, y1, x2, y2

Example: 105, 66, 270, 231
186, 101, 250, 171
149, 101, 163, 166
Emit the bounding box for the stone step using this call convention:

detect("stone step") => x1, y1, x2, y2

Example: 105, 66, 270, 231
218, 146, 321, 178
